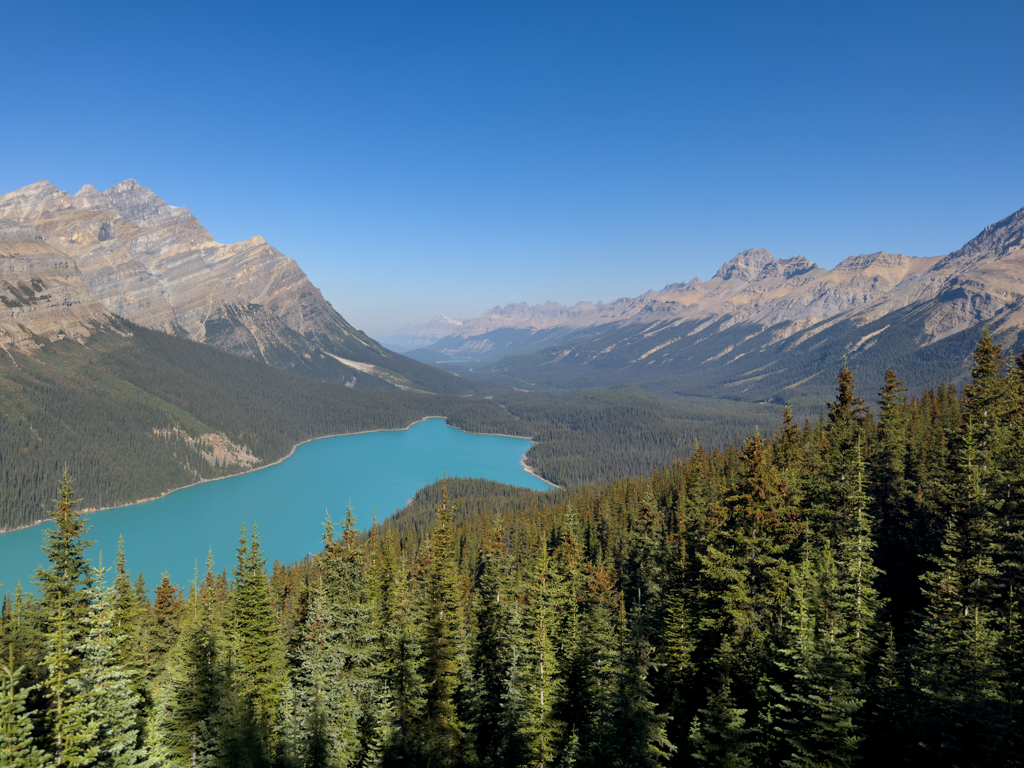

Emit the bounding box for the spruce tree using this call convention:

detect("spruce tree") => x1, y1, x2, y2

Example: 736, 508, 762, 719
1, 644, 48, 767
697, 430, 801, 714
112, 537, 144, 685
522, 540, 564, 766
229, 524, 287, 758
78, 565, 153, 767
689, 677, 754, 768
768, 549, 862, 768
808, 362, 867, 549
34, 469, 95, 626
420, 480, 465, 765
42, 605, 99, 765
614, 590, 675, 767
471, 520, 521, 766
911, 416, 1011, 765
378, 528, 425, 759
159, 578, 227, 767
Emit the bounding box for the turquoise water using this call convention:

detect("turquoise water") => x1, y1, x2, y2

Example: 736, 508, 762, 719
0, 418, 551, 595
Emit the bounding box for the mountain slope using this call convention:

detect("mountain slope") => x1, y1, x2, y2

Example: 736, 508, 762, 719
408, 206, 1024, 403
0, 180, 469, 394
0, 218, 114, 349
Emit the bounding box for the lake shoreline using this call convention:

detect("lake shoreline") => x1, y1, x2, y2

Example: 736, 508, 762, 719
0, 416, 557, 536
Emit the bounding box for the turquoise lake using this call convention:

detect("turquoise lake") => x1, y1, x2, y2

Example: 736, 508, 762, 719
0, 418, 552, 596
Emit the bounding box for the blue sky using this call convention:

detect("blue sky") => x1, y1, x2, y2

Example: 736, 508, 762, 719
3, 1, 1022, 335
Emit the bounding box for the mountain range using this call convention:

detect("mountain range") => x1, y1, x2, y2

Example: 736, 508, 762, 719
5, 178, 1022, 407
404, 205, 1024, 403
0, 180, 463, 394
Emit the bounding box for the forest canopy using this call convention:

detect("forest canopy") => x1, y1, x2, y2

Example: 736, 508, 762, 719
2, 329, 1022, 766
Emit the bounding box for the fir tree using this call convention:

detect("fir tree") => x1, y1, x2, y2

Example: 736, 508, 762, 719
522, 540, 564, 766
378, 528, 425, 759
78, 565, 153, 766
614, 590, 675, 767
159, 578, 227, 767
230, 524, 287, 758
419, 480, 465, 765
1, 644, 48, 767
689, 678, 754, 768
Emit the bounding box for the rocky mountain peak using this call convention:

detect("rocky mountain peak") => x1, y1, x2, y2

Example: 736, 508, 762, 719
0, 180, 69, 220
713, 248, 774, 281
939, 205, 1024, 268
72, 179, 186, 227
757, 255, 817, 280
834, 252, 907, 272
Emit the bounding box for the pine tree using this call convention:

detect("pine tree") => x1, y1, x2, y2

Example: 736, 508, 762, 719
378, 528, 425, 759
159, 577, 227, 767
229, 524, 286, 758
1, 644, 48, 767
613, 590, 675, 767
911, 416, 1012, 765
689, 677, 754, 768
419, 479, 465, 765
522, 540, 564, 766
78, 565, 153, 766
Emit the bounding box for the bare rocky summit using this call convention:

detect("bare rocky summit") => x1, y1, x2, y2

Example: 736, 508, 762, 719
0, 179, 456, 391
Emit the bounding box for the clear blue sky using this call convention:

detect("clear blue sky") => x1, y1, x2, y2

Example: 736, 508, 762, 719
3, 1, 1022, 335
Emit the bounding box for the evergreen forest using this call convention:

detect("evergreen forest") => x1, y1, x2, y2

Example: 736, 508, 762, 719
2, 329, 1023, 766
0, 320, 783, 530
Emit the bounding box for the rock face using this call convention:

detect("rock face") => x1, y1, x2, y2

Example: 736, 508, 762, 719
0, 179, 448, 390
0, 218, 113, 349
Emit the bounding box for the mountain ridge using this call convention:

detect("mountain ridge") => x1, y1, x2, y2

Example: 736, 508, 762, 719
0, 179, 471, 394
405, 204, 1024, 402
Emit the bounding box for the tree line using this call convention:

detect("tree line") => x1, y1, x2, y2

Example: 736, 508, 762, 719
3, 328, 1022, 765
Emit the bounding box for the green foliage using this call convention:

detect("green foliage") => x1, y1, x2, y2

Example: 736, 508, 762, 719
419, 481, 465, 764
1, 330, 1023, 765
0, 645, 48, 766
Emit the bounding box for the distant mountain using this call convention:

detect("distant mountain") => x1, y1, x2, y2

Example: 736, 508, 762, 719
377, 315, 467, 352
408, 206, 1024, 403
0, 180, 468, 394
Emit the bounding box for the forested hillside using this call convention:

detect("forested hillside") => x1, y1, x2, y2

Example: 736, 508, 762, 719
2, 330, 1021, 766
0, 319, 784, 530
